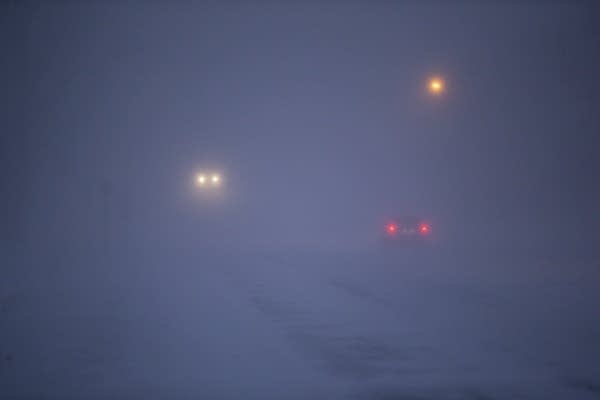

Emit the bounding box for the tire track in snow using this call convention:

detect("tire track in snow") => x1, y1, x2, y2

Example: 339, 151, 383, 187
219, 251, 600, 400
217, 253, 460, 387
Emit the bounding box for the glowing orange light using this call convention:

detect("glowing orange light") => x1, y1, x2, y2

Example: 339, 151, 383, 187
419, 223, 430, 234
428, 77, 445, 95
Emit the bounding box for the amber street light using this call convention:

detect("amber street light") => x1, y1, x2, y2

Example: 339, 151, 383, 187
427, 76, 445, 95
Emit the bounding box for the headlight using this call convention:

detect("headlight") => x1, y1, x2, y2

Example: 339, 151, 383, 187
195, 171, 223, 188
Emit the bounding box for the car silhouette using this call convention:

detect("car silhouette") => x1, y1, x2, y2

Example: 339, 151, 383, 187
382, 216, 432, 246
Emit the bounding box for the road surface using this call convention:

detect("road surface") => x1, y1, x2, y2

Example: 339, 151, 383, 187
1, 246, 599, 399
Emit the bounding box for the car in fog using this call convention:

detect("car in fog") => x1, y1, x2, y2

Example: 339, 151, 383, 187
382, 216, 432, 246
195, 172, 222, 187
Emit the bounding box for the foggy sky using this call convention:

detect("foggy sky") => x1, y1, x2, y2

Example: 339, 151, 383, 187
3, 0, 600, 254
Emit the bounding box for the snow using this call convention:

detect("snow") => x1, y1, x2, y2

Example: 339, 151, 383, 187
1, 246, 599, 399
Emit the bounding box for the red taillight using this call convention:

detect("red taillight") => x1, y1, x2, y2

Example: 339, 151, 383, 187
419, 223, 430, 235
386, 223, 398, 235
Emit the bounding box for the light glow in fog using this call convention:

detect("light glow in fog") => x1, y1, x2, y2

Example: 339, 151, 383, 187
195, 171, 223, 188
386, 223, 398, 235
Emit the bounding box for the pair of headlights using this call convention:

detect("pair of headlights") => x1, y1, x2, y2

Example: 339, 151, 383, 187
196, 173, 221, 186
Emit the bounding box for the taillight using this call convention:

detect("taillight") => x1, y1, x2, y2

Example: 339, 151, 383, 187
419, 223, 430, 235
386, 223, 398, 235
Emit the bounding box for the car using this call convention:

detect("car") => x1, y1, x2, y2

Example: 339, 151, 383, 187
195, 172, 222, 188
382, 216, 432, 246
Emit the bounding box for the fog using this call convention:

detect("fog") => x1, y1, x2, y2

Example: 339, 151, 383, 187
2, 2, 600, 399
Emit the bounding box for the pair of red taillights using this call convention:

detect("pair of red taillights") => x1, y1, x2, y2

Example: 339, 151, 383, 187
386, 223, 431, 235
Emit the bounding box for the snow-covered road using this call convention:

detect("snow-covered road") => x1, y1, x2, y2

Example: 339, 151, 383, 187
216, 249, 600, 399
1, 247, 599, 399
